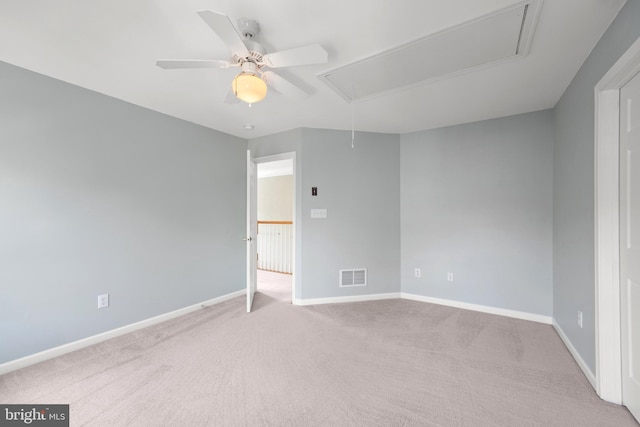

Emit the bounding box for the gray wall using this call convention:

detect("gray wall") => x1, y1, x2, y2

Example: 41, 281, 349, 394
401, 110, 554, 316
0, 62, 247, 363
249, 129, 302, 158
300, 129, 401, 299
251, 129, 401, 300
553, 0, 640, 373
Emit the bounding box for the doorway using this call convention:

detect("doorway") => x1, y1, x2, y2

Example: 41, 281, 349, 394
252, 153, 297, 305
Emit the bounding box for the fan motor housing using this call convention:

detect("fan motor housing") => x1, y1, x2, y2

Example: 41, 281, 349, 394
233, 40, 266, 65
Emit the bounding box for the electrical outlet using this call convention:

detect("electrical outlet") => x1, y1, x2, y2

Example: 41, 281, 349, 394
98, 293, 109, 309
447, 272, 454, 282
577, 310, 583, 328
414, 268, 421, 278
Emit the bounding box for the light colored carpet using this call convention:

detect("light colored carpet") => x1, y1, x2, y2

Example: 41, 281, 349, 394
0, 271, 637, 426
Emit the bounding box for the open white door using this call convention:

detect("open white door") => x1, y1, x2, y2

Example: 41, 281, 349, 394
621, 70, 640, 422
246, 150, 257, 312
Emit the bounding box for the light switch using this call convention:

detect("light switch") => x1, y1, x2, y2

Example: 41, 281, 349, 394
311, 209, 327, 219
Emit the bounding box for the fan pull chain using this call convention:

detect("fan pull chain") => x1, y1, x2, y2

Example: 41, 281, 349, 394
351, 103, 355, 148
350, 84, 355, 149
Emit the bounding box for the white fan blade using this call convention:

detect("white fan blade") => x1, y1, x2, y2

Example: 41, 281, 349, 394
198, 10, 250, 58
261, 44, 328, 68
262, 71, 307, 100
156, 59, 233, 69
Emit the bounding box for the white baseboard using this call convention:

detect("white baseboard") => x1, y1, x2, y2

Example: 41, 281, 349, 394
552, 319, 597, 390
3, 288, 590, 391
0, 289, 245, 376
293, 292, 401, 306
401, 293, 553, 325
292, 292, 552, 325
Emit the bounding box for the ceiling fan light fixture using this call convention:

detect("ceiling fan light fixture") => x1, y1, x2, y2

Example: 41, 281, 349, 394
158, 11, 329, 105
232, 69, 267, 104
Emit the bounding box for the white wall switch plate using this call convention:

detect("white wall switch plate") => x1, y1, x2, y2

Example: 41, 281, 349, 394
447, 272, 454, 282
311, 209, 327, 219
414, 268, 421, 278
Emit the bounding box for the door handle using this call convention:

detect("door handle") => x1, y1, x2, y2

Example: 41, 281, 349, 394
243, 236, 253, 242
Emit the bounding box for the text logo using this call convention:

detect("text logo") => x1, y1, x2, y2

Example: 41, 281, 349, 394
0, 405, 68, 426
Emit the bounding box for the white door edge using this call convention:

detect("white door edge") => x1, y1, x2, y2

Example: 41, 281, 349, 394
246, 150, 257, 312
594, 35, 640, 404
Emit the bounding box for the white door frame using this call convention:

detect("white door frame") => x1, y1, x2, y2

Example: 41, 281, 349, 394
253, 152, 299, 303
594, 35, 640, 404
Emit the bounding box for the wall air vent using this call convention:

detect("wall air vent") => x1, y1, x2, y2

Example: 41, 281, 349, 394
319, 0, 542, 103
340, 269, 367, 287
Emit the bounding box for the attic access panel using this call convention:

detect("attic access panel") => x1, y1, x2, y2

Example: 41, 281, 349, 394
319, 0, 542, 103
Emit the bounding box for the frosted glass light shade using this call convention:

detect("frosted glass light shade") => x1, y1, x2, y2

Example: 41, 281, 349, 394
232, 72, 267, 103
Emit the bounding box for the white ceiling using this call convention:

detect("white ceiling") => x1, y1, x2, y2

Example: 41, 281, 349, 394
0, 0, 626, 139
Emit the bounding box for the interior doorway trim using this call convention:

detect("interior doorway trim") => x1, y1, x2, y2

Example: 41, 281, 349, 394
253, 152, 298, 303
594, 35, 640, 404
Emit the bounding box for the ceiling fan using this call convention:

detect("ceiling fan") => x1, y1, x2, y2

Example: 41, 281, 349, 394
156, 10, 329, 104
